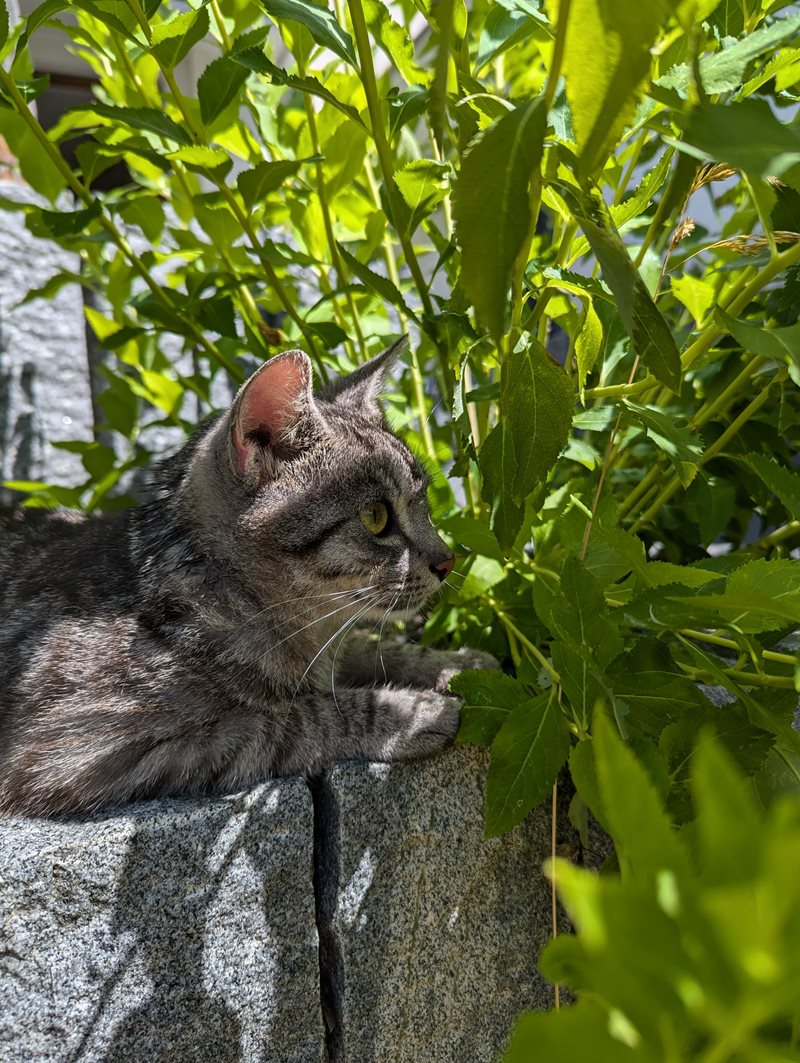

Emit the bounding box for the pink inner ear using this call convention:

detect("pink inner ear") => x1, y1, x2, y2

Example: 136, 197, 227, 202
232, 352, 311, 475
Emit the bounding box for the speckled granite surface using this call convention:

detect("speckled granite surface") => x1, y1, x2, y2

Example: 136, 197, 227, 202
0, 781, 323, 1063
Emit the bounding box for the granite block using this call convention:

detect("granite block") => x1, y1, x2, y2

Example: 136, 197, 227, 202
0, 781, 324, 1063
322, 746, 559, 1063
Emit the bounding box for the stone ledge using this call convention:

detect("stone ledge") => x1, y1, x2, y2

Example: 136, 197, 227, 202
0, 781, 323, 1063
0, 748, 565, 1063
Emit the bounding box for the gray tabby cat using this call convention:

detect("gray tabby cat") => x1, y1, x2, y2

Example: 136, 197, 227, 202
0, 340, 495, 817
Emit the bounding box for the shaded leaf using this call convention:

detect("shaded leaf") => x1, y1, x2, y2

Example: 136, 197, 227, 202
150, 6, 210, 68
452, 669, 528, 746
743, 453, 800, 520
623, 401, 703, 487
91, 102, 192, 146
485, 689, 570, 837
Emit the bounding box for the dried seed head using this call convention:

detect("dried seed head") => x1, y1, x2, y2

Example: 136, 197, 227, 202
669, 217, 696, 251
690, 163, 736, 193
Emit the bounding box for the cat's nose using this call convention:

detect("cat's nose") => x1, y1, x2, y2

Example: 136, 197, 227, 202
429, 555, 455, 582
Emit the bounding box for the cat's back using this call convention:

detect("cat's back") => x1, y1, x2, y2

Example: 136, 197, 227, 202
0, 507, 134, 617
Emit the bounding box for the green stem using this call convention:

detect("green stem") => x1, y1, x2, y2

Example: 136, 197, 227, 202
348, 0, 449, 390
679, 630, 798, 668
299, 81, 367, 360
490, 602, 560, 685
750, 520, 800, 552
678, 663, 796, 690
210, 0, 233, 50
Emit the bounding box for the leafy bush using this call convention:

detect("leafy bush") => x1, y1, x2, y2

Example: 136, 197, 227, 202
1, 0, 800, 1051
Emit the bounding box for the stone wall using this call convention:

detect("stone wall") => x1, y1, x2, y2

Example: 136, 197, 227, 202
0, 748, 571, 1063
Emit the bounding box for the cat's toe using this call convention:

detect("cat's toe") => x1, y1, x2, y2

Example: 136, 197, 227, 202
433, 647, 500, 692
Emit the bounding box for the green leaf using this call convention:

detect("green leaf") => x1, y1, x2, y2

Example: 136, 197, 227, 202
237, 158, 315, 209
168, 145, 232, 177
28, 200, 102, 238
259, 0, 356, 66
686, 475, 736, 546
484, 689, 570, 837
198, 56, 249, 127
453, 98, 546, 340
0, 0, 8, 53
551, 555, 623, 668
336, 243, 410, 312
394, 159, 449, 235
475, 2, 541, 73
150, 6, 210, 69
479, 339, 574, 551
120, 196, 164, 243
594, 714, 690, 880
717, 306, 800, 369
607, 639, 707, 736
0, 111, 67, 200
90, 102, 193, 147
458, 554, 506, 601
692, 736, 761, 886
675, 99, 800, 188
233, 50, 367, 130
362, 0, 429, 85
670, 273, 715, 328
724, 559, 800, 632
569, 196, 681, 391
562, 0, 676, 178
451, 669, 528, 746
658, 13, 800, 96
439, 514, 503, 561
575, 297, 603, 392
623, 401, 703, 487
743, 453, 800, 520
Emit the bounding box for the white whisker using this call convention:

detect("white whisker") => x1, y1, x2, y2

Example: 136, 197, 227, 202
260, 591, 376, 665
242, 585, 377, 628
330, 598, 380, 716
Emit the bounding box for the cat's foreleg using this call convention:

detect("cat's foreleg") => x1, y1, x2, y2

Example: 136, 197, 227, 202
272, 685, 463, 773
336, 638, 499, 692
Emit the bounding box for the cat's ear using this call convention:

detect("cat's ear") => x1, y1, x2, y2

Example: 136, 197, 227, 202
228, 349, 320, 483
322, 335, 407, 418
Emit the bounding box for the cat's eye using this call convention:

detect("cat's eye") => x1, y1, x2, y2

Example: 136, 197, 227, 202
359, 502, 389, 535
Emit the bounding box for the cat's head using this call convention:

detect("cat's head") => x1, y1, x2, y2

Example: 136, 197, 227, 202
186, 339, 454, 622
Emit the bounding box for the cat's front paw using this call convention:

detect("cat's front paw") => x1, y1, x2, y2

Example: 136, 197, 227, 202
433, 646, 500, 693
380, 690, 462, 761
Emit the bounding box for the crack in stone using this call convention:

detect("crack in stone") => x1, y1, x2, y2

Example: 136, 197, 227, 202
309, 772, 345, 1063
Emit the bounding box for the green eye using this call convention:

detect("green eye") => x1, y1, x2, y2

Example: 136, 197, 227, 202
359, 502, 389, 535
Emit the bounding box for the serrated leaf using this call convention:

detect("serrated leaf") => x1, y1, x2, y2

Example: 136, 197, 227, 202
336, 243, 410, 312
394, 159, 449, 235
198, 56, 249, 126
484, 689, 570, 837
28, 200, 102, 238
458, 554, 505, 601
743, 453, 800, 520
475, 2, 541, 73
0, 1, 8, 53
658, 13, 800, 97
168, 145, 232, 177
451, 669, 528, 747
607, 639, 706, 736
479, 339, 573, 551
692, 737, 761, 886
670, 273, 715, 328
562, 0, 676, 178
453, 98, 546, 340
571, 201, 681, 391
233, 50, 367, 130
594, 714, 690, 880
551, 555, 623, 668
120, 196, 164, 243
362, 0, 429, 84
575, 296, 603, 392
438, 514, 503, 561
236, 158, 314, 209
150, 6, 209, 68
259, 0, 355, 66
717, 306, 800, 370
623, 401, 703, 487
91, 102, 192, 146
